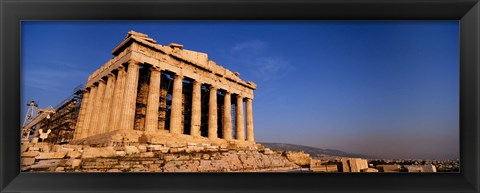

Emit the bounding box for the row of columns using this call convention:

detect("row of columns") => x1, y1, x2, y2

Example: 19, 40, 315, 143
74, 60, 254, 142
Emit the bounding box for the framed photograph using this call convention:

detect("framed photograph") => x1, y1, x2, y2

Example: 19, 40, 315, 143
1, 0, 479, 192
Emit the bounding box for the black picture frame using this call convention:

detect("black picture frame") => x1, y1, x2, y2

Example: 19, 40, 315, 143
1, 0, 479, 192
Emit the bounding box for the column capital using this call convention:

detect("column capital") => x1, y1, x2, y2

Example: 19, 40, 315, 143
236, 94, 244, 99
98, 78, 107, 84
224, 90, 231, 96
151, 66, 161, 72
107, 73, 116, 78
245, 97, 253, 102
173, 73, 183, 79
192, 79, 202, 85
127, 59, 141, 65
84, 88, 91, 93
209, 85, 217, 90
117, 65, 126, 70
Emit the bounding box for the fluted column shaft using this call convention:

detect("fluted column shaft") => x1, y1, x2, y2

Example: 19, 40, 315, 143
109, 66, 126, 132
81, 85, 97, 139
73, 89, 90, 140
97, 74, 116, 134
208, 86, 218, 139
145, 67, 161, 133
190, 80, 201, 137
119, 60, 140, 131
246, 98, 254, 142
223, 92, 232, 140
170, 74, 183, 134
235, 95, 245, 140
89, 80, 106, 136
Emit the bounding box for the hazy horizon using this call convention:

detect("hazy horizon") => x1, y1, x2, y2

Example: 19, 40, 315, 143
21, 21, 459, 160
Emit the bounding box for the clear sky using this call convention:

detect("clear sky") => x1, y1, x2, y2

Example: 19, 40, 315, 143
21, 21, 459, 160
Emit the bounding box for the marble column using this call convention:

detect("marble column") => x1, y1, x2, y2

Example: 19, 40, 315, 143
246, 98, 254, 142
119, 60, 140, 131
170, 74, 183, 134
235, 95, 245, 141
208, 86, 218, 139
108, 66, 126, 132
145, 66, 161, 133
89, 79, 106, 136
222, 91, 232, 140
159, 78, 168, 130
73, 89, 90, 140
97, 73, 116, 134
81, 85, 97, 139
190, 80, 201, 137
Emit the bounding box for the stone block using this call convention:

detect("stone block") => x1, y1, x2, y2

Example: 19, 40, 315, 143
202, 154, 210, 160
36, 152, 67, 159
132, 167, 147, 172
125, 146, 140, 155
263, 148, 274, 155
116, 151, 126, 157
158, 147, 170, 153
376, 164, 401, 172
191, 154, 202, 160
30, 159, 62, 169
21, 166, 31, 172
149, 164, 161, 172
185, 147, 195, 153
52, 145, 63, 152
63, 145, 83, 151
21, 158, 36, 166
83, 147, 117, 158
164, 155, 177, 162
40, 144, 51, 152
61, 147, 75, 152
22, 151, 39, 157
219, 144, 228, 149
348, 158, 368, 172
67, 151, 82, 158
21, 145, 28, 152
140, 152, 155, 158
147, 145, 164, 151
137, 145, 147, 153
185, 146, 204, 153
405, 165, 436, 172
64, 158, 75, 167
170, 147, 185, 153
142, 160, 154, 164
177, 155, 191, 161
206, 147, 218, 152
55, 167, 65, 172
310, 164, 338, 172
284, 151, 311, 167
28, 147, 40, 151
362, 168, 379, 172
421, 165, 437, 172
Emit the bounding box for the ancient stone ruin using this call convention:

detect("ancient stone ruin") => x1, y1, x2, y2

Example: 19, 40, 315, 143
21, 31, 301, 172
72, 31, 257, 146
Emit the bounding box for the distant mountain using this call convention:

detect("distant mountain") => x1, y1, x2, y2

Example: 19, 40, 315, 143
259, 142, 374, 159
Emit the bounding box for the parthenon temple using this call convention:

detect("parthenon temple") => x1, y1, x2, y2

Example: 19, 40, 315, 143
71, 31, 256, 145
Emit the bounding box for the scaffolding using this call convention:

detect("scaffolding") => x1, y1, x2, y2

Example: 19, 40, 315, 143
22, 85, 83, 144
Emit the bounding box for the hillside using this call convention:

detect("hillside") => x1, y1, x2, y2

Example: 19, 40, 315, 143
259, 142, 373, 159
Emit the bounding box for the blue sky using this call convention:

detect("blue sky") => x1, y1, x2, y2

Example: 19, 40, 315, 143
21, 21, 459, 160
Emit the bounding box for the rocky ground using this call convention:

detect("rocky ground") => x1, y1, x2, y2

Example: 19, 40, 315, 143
20, 141, 301, 172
